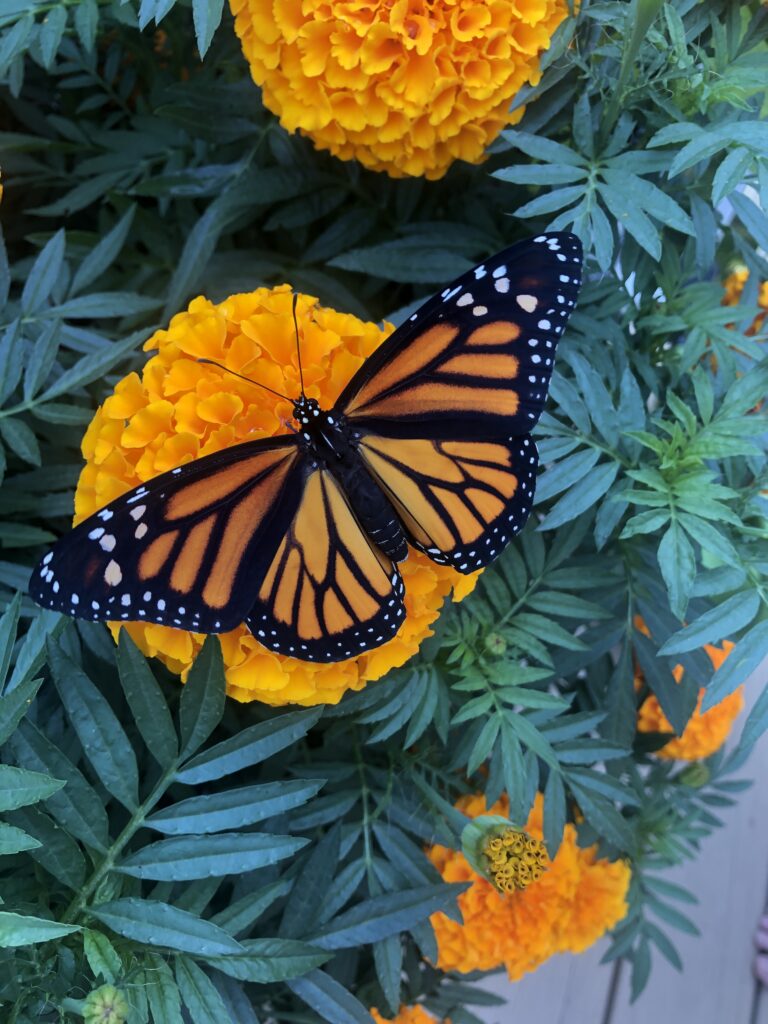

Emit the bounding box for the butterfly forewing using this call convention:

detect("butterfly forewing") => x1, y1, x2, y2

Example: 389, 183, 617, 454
335, 232, 582, 440
357, 434, 538, 573
246, 469, 405, 661
31, 437, 305, 633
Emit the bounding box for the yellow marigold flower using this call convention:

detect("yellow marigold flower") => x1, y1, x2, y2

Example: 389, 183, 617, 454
427, 792, 630, 980
722, 266, 768, 335
636, 638, 744, 761
229, 0, 572, 179
74, 285, 477, 706
371, 1006, 448, 1024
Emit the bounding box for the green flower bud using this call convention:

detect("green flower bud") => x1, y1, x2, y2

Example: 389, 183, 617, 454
461, 815, 549, 895
83, 985, 129, 1024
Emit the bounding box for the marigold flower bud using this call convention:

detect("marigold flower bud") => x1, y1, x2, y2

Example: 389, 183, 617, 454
83, 985, 129, 1024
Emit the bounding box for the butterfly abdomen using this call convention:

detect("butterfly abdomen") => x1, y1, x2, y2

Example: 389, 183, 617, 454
332, 457, 408, 563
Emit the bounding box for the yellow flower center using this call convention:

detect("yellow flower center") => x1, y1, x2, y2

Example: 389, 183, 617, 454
483, 826, 548, 893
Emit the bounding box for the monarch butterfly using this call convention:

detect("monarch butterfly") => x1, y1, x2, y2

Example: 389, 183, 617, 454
31, 232, 583, 662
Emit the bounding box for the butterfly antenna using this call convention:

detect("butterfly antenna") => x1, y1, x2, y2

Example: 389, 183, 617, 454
292, 292, 306, 398
197, 359, 292, 402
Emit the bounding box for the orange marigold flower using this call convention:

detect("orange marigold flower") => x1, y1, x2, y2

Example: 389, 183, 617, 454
371, 1006, 448, 1024
229, 0, 572, 179
74, 285, 478, 706
426, 793, 630, 980
722, 266, 768, 335
636, 639, 744, 760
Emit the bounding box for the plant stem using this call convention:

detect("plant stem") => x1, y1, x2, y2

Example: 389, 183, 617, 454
60, 759, 180, 925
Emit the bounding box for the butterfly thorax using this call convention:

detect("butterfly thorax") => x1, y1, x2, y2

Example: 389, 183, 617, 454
293, 396, 408, 563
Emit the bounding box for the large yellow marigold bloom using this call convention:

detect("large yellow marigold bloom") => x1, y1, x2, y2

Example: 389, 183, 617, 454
229, 0, 572, 179
636, 639, 744, 761
426, 793, 630, 980
371, 1006, 448, 1024
722, 267, 768, 335
74, 285, 477, 706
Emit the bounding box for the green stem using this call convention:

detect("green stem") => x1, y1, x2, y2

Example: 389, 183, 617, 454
60, 759, 181, 925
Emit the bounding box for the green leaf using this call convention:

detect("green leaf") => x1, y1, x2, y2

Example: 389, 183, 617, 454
4, 805, 86, 889
117, 631, 177, 769
729, 676, 768, 771
119, 833, 308, 880
711, 147, 752, 206
287, 969, 374, 1024
538, 461, 620, 530
178, 637, 226, 758
0, 764, 64, 812
0, 820, 41, 854
38, 330, 144, 402
145, 779, 323, 835
211, 878, 292, 937
657, 522, 695, 620
312, 884, 466, 950
177, 707, 322, 784
373, 934, 402, 1016
492, 165, 587, 185
23, 320, 60, 401
21, 229, 65, 313
534, 448, 601, 505
12, 720, 110, 851
83, 928, 122, 984
731, 191, 768, 253
280, 821, 341, 939
659, 592, 760, 655
0, 673, 42, 745
90, 900, 244, 956
0, 911, 80, 948
598, 183, 661, 260
678, 513, 739, 564
39, 5, 67, 67
0, 419, 41, 467
175, 956, 231, 1024
47, 636, 139, 810
702, 620, 768, 710
192, 0, 224, 56
73, 0, 98, 51
209, 940, 331, 984
145, 955, 183, 1024
501, 130, 588, 166
49, 292, 162, 319
567, 782, 634, 852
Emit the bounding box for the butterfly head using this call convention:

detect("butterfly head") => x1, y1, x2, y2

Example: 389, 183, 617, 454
293, 395, 322, 426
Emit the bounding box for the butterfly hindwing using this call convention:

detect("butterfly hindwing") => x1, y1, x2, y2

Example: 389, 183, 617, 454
246, 469, 405, 661
335, 232, 582, 440
31, 437, 305, 633
357, 433, 538, 573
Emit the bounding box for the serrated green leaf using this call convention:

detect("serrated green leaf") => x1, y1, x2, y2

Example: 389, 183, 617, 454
280, 821, 341, 940
287, 968, 375, 1024
660, 591, 760, 655
177, 706, 322, 784
538, 461, 620, 530
207, 939, 331, 983
117, 631, 177, 769
703, 620, 768, 710
21, 229, 65, 313
83, 928, 122, 983
119, 832, 308, 880
47, 636, 139, 810
0, 418, 41, 466
90, 900, 244, 956
657, 521, 696, 620
145, 778, 323, 835
0, 764, 64, 812
0, 820, 41, 854
145, 955, 183, 1024
178, 637, 226, 759
0, 911, 80, 948
312, 884, 467, 949
175, 956, 231, 1024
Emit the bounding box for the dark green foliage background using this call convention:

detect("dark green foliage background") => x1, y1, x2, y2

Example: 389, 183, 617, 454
0, 0, 767, 1021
